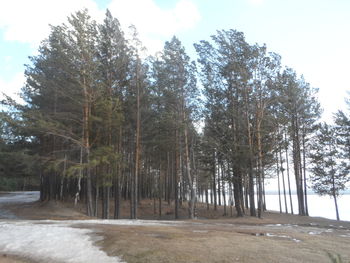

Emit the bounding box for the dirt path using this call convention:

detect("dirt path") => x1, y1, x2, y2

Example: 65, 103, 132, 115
0, 192, 123, 263
0, 192, 40, 263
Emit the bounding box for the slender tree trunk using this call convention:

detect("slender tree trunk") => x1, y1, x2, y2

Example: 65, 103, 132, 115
86, 148, 94, 216
134, 61, 141, 219
276, 151, 282, 213
257, 121, 264, 218
60, 154, 67, 200
262, 174, 266, 211
75, 147, 83, 206
331, 172, 340, 221
229, 179, 233, 217
114, 128, 123, 219
183, 118, 195, 219
221, 162, 227, 216
158, 162, 162, 219
302, 129, 309, 216
174, 129, 180, 219
279, 148, 288, 213
167, 152, 171, 205
285, 131, 294, 214
244, 175, 249, 209
244, 92, 256, 217
114, 176, 120, 219
205, 186, 209, 210
293, 116, 305, 215
95, 186, 99, 217
213, 152, 217, 211
217, 162, 221, 206
210, 180, 213, 205
106, 186, 110, 219
233, 173, 243, 217
333, 193, 340, 221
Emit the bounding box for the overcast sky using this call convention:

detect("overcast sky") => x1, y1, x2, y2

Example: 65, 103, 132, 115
0, 0, 349, 121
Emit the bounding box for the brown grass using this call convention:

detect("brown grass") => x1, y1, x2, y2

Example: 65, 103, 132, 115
3, 196, 350, 263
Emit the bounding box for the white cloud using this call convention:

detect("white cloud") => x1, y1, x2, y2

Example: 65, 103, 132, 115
108, 0, 201, 54
0, 0, 201, 101
0, 0, 103, 47
0, 0, 200, 55
0, 72, 25, 103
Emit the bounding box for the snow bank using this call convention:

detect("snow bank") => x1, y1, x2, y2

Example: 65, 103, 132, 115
0, 221, 124, 263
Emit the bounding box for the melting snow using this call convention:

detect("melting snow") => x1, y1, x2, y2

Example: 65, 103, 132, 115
265, 233, 301, 243
308, 231, 321, 235
0, 221, 124, 263
0, 192, 188, 263
0, 218, 186, 263
0, 191, 39, 204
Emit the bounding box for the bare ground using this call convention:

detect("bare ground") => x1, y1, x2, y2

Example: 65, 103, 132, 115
90, 211, 350, 263
1, 194, 350, 263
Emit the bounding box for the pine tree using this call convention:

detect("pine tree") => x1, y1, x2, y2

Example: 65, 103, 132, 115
309, 123, 349, 221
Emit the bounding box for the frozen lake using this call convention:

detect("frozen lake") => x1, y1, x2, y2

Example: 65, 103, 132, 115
202, 191, 350, 221
265, 194, 350, 221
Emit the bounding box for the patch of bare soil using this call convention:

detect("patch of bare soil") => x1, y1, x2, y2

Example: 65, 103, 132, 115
3, 200, 89, 220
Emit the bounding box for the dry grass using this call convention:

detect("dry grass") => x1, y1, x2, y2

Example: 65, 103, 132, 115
3, 196, 350, 263
92, 218, 350, 263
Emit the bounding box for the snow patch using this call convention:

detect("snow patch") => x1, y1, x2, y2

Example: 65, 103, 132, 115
0, 191, 39, 204
265, 233, 301, 243
308, 231, 321, 235
0, 221, 124, 263
34, 219, 186, 227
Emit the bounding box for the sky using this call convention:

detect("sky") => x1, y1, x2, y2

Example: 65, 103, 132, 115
0, 0, 350, 120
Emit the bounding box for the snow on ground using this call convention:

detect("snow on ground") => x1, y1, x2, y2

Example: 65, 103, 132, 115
41, 219, 186, 226
0, 192, 185, 263
0, 221, 124, 263
0, 191, 39, 204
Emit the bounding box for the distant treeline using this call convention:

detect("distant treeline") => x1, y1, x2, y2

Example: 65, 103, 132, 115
1, 8, 349, 220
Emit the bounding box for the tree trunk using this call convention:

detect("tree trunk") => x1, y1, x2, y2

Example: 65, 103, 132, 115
256, 120, 264, 218
114, 176, 121, 219
302, 128, 309, 216
213, 152, 217, 211
332, 173, 340, 221
285, 131, 294, 214
244, 90, 256, 217
133, 60, 141, 219
279, 148, 288, 213
205, 186, 209, 210
217, 162, 221, 206
292, 115, 305, 215
60, 154, 67, 200
85, 148, 94, 216
174, 129, 180, 219
158, 163, 162, 219
333, 193, 340, 221
221, 162, 227, 216
95, 186, 99, 217
276, 151, 282, 213
233, 175, 243, 217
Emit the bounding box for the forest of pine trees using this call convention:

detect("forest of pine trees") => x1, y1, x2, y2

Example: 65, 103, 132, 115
1, 9, 349, 220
